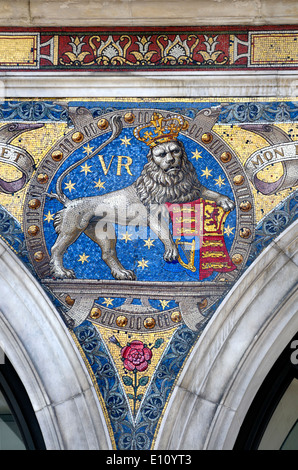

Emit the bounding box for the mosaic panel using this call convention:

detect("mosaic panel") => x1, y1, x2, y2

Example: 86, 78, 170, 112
0, 97, 297, 449
0, 27, 298, 71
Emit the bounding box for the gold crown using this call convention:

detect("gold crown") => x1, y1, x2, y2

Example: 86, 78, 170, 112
133, 112, 186, 147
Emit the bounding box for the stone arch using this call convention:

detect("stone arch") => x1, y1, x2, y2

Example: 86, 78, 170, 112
155, 220, 298, 450
0, 238, 112, 450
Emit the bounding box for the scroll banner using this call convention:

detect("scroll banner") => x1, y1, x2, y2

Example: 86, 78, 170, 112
244, 141, 298, 195
0, 143, 35, 194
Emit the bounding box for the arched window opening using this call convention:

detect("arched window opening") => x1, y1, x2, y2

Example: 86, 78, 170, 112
0, 387, 25, 450
0, 355, 46, 450
234, 332, 298, 450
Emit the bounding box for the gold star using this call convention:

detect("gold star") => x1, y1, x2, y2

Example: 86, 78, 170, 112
44, 211, 55, 223
83, 144, 94, 156
137, 258, 149, 269
160, 300, 170, 310
201, 167, 212, 179
214, 175, 225, 187
81, 162, 92, 176
120, 136, 132, 147
224, 225, 235, 237
78, 253, 89, 264
192, 149, 203, 160
103, 298, 114, 307
144, 238, 155, 249
121, 232, 132, 243
94, 178, 105, 190
65, 180, 76, 192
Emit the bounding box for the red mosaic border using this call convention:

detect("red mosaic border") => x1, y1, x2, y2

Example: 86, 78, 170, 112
0, 26, 297, 72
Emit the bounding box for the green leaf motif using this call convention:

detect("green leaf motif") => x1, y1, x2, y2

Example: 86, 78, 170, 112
122, 375, 133, 386
138, 376, 149, 386
153, 338, 164, 349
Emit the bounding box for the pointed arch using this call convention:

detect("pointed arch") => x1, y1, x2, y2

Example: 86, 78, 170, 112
155, 220, 298, 449
0, 239, 112, 450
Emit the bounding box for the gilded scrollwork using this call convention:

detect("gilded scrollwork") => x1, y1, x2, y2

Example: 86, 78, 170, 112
156, 34, 200, 65
89, 34, 134, 66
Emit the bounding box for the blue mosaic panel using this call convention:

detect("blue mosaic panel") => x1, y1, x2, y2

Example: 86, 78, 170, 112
0, 98, 297, 449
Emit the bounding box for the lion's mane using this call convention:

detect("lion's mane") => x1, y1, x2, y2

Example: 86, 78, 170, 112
134, 141, 203, 206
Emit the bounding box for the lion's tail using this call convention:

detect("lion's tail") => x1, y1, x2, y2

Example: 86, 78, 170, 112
46, 191, 69, 205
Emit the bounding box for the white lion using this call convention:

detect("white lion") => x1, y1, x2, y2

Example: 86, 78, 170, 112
49, 136, 234, 280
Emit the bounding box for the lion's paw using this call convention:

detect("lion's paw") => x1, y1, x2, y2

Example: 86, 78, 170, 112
163, 246, 179, 263
50, 262, 76, 279
112, 268, 136, 281
217, 196, 235, 212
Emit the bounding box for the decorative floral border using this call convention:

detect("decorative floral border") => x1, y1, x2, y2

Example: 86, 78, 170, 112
0, 100, 298, 123
0, 26, 297, 71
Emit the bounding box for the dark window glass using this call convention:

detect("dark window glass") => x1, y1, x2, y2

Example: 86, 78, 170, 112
0, 388, 26, 449
0, 356, 46, 450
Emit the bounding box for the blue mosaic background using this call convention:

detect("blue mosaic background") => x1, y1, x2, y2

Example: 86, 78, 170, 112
43, 128, 236, 283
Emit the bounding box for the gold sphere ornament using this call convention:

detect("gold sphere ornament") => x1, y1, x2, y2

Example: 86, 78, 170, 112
201, 133, 213, 144
171, 311, 182, 323
240, 200, 252, 212
116, 315, 128, 327
65, 295, 75, 306
37, 173, 48, 184
124, 112, 135, 124
198, 298, 208, 309
182, 120, 189, 131
72, 132, 84, 143
98, 118, 109, 130
240, 227, 251, 239
232, 253, 243, 265
220, 151, 232, 163
51, 150, 63, 162
28, 225, 39, 236
90, 307, 102, 319
34, 251, 44, 262
144, 317, 155, 329
28, 199, 41, 210
233, 174, 244, 186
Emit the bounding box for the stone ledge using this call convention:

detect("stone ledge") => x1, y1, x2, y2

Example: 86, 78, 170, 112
1, 72, 298, 98
0, 0, 297, 26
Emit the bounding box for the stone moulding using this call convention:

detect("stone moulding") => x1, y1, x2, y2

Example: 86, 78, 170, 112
1, 73, 297, 99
